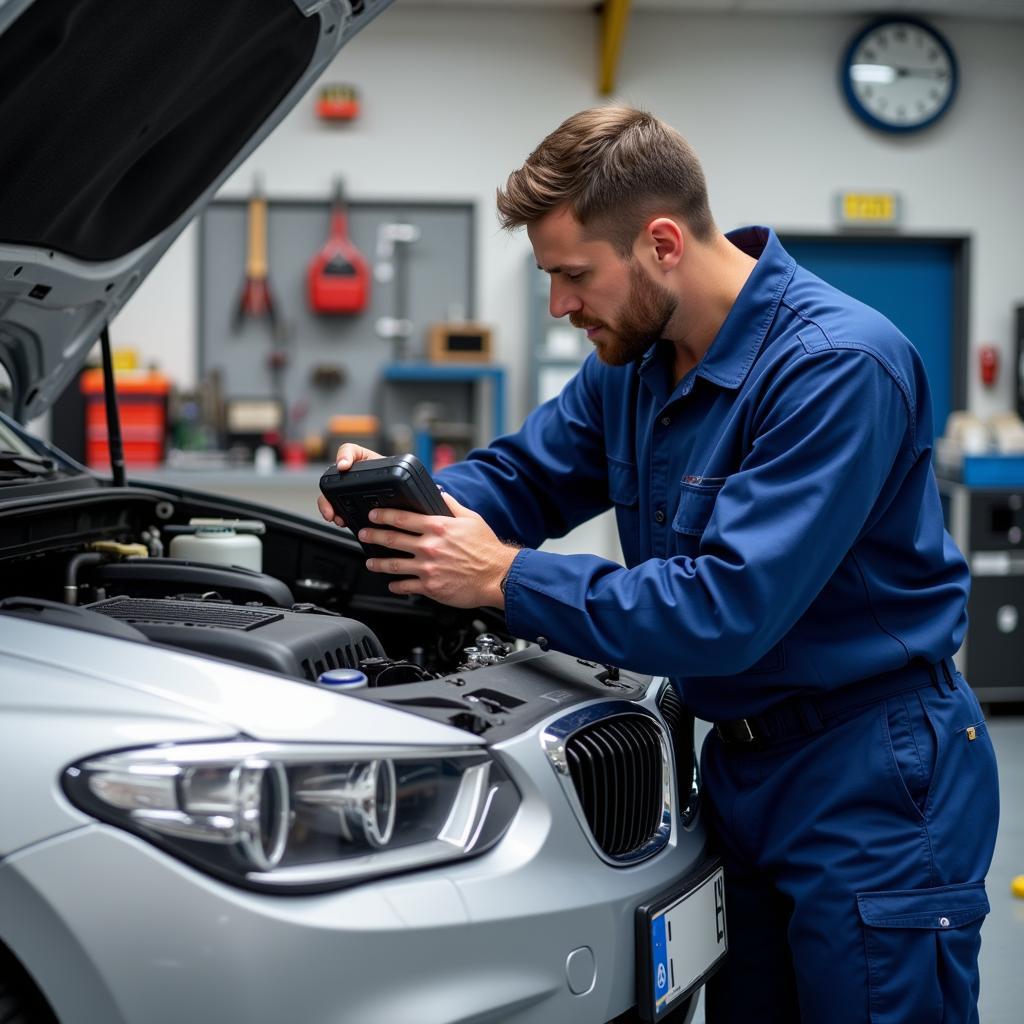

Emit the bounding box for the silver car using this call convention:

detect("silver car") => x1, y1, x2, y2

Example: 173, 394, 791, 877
0, 2, 724, 1022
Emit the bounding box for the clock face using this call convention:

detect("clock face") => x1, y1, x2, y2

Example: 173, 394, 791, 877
842, 18, 958, 133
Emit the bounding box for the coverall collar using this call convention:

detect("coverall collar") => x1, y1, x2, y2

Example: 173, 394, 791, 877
639, 226, 797, 393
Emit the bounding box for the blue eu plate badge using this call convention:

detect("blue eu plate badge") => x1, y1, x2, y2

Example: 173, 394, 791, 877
637, 861, 727, 1020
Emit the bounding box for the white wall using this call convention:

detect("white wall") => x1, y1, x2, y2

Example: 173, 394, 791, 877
117, 5, 1024, 425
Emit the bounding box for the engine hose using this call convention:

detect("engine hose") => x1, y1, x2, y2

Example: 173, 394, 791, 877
64, 552, 107, 606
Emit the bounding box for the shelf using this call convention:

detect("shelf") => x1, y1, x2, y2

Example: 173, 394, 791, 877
381, 362, 506, 468
382, 363, 504, 384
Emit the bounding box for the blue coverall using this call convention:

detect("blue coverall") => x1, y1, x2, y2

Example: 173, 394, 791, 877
437, 227, 999, 1023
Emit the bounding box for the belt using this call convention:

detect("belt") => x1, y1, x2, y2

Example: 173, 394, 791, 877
714, 657, 957, 748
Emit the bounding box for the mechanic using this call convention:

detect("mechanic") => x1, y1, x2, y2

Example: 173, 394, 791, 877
318, 105, 1000, 1023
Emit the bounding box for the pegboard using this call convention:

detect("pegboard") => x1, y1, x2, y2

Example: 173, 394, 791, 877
198, 197, 476, 452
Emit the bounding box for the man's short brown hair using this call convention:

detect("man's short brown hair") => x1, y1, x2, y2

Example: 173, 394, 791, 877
496, 105, 715, 255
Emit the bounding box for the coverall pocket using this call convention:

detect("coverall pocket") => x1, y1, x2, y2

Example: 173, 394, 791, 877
672, 477, 725, 536
883, 691, 938, 819
856, 881, 989, 1024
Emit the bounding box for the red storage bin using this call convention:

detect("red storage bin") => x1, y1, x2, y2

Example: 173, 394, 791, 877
81, 369, 170, 469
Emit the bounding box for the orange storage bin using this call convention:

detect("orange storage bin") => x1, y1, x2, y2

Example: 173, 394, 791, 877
81, 369, 170, 469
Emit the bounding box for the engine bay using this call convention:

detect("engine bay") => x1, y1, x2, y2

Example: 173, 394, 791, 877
0, 483, 655, 740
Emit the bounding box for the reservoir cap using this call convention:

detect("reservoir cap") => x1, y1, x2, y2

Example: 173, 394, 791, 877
317, 668, 368, 690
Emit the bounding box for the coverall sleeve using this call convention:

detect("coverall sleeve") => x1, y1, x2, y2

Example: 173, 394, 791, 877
502, 348, 912, 676
435, 356, 614, 548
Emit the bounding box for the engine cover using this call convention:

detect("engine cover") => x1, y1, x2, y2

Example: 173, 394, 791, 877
88, 596, 383, 682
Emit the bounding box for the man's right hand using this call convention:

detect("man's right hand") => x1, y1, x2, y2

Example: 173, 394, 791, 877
316, 442, 384, 527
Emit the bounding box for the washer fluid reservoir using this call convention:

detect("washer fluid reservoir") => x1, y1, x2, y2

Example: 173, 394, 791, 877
169, 519, 264, 572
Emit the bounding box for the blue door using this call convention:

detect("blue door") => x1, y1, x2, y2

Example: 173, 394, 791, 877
779, 237, 965, 440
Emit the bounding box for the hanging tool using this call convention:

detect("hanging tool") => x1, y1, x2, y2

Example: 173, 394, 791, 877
232, 178, 293, 434
234, 178, 278, 333
308, 180, 370, 315
374, 220, 420, 361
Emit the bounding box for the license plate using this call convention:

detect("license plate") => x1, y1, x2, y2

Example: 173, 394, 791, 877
635, 861, 727, 1021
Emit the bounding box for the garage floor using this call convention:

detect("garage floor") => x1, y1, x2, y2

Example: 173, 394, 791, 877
691, 710, 1024, 1024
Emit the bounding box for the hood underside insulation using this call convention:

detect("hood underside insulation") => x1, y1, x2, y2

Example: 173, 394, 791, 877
0, 0, 319, 261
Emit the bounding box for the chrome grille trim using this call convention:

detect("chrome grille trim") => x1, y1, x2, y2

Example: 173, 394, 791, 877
656, 682, 700, 829
541, 701, 672, 866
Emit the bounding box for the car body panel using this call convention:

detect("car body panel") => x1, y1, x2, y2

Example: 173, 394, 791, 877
0, 616, 483, 746
0, 700, 708, 1024
0, 615, 482, 856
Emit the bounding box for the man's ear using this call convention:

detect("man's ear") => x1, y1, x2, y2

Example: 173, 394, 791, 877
644, 217, 684, 269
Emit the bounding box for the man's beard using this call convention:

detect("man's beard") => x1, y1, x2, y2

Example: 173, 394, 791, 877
571, 261, 677, 366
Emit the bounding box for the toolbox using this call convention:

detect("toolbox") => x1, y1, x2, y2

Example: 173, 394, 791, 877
81, 368, 170, 469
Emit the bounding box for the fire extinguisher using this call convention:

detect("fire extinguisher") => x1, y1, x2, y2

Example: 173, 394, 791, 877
979, 344, 999, 388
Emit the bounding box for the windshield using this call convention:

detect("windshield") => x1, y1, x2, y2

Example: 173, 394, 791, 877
0, 416, 36, 457
0, 411, 82, 478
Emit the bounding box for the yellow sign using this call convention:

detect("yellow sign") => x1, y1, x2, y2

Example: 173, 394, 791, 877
836, 192, 901, 226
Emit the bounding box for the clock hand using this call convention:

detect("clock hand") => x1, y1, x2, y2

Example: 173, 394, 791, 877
893, 66, 949, 80
850, 62, 947, 84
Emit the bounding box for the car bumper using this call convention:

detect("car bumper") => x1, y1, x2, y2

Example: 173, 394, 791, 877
1, 806, 710, 1024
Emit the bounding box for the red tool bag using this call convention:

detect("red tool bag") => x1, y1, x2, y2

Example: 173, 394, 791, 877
308, 181, 370, 315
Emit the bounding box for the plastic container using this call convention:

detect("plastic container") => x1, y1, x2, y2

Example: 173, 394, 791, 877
169, 527, 262, 571
316, 668, 369, 691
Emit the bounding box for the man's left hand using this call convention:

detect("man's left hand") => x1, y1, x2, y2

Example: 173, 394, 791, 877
358, 492, 519, 609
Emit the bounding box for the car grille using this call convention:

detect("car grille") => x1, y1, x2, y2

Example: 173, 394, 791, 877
564, 713, 666, 860
656, 683, 688, 767
657, 683, 700, 828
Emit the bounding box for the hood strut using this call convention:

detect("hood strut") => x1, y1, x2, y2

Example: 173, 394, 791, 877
99, 326, 126, 487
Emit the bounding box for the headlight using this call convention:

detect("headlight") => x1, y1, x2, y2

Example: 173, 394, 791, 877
62, 741, 519, 893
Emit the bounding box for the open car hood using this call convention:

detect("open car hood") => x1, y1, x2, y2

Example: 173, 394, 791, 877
0, 0, 391, 422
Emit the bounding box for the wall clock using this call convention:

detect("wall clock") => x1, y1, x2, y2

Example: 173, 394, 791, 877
841, 17, 958, 133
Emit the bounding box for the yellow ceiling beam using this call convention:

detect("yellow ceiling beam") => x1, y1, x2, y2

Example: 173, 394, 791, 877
598, 0, 633, 96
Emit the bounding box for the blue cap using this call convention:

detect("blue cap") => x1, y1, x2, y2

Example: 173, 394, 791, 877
317, 668, 368, 690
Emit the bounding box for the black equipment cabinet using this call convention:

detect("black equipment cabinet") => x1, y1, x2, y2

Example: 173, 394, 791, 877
938, 475, 1024, 701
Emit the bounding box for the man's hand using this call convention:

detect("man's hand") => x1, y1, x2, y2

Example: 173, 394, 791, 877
358, 492, 520, 609
316, 442, 384, 527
